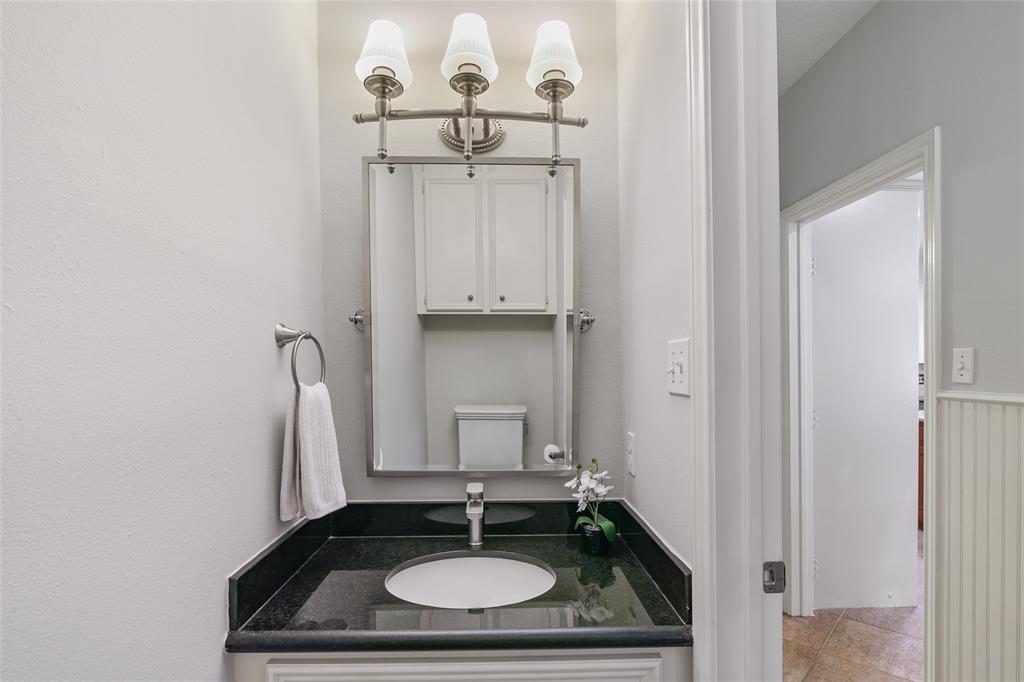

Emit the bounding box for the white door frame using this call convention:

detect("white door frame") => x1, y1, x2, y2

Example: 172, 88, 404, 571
780, 128, 941, 675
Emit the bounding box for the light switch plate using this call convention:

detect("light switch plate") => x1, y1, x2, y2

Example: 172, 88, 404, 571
953, 347, 975, 384
626, 431, 636, 477
667, 338, 690, 396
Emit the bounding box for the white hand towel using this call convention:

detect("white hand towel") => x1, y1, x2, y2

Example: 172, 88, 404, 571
296, 382, 347, 519
279, 391, 302, 521
279, 382, 347, 521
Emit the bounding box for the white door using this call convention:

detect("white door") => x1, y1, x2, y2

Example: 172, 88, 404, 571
416, 167, 483, 312
809, 189, 920, 609
487, 170, 551, 312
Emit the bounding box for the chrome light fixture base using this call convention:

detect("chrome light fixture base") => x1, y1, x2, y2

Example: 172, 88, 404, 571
535, 77, 574, 102
362, 73, 404, 99
438, 117, 505, 154
448, 71, 490, 96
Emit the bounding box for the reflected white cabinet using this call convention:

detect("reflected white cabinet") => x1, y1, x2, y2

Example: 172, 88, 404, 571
414, 165, 555, 314
413, 165, 484, 312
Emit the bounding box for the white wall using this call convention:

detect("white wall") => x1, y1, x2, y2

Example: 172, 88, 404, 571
810, 189, 921, 608
1, 3, 322, 680
318, 1, 622, 500
779, 0, 1024, 394
615, 1, 695, 562
369, 165, 428, 469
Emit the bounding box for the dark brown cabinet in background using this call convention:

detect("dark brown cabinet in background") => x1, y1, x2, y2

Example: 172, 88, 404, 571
918, 419, 924, 530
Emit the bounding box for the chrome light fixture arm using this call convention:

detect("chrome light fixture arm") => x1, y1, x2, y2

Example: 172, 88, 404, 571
352, 96, 588, 165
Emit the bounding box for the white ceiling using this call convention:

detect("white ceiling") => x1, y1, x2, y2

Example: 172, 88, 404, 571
777, 0, 879, 95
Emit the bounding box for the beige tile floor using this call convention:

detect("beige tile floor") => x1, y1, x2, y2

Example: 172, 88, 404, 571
783, 532, 924, 682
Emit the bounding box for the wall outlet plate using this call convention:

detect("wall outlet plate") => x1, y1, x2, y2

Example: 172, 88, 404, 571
626, 431, 636, 477
667, 338, 690, 396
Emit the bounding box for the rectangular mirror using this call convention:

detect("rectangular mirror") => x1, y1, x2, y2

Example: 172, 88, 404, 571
360, 158, 579, 475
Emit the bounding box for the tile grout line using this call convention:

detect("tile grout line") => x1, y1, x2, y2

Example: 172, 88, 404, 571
796, 609, 844, 682
841, 612, 924, 641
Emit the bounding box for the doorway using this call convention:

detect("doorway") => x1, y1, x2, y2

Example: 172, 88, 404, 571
780, 129, 940, 680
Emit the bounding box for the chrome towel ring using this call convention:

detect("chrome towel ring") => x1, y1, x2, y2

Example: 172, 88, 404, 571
275, 323, 326, 390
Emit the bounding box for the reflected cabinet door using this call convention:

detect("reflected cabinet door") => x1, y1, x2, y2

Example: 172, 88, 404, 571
414, 165, 555, 315
488, 171, 553, 312
414, 167, 484, 312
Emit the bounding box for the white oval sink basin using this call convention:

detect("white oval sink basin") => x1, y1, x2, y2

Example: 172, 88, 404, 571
385, 550, 556, 609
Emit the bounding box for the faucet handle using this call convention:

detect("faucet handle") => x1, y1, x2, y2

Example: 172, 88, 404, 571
466, 482, 484, 497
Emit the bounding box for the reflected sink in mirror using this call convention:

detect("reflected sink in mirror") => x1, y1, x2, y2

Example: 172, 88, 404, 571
384, 551, 556, 609
423, 503, 535, 526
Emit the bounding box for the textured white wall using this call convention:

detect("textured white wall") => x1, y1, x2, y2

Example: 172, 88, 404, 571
780, 0, 1024, 393
615, 0, 695, 561
318, 1, 622, 500
1, 2, 322, 679
810, 189, 921, 609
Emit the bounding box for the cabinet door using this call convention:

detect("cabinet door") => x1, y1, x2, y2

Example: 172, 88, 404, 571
488, 173, 552, 312
416, 169, 483, 312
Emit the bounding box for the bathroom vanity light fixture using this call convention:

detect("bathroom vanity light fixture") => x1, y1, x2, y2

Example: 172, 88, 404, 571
352, 15, 588, 173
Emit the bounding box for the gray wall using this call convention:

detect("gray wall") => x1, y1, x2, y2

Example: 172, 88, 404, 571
1, 3, 322, 679
779, 0, 1024, 393
616, 0, 695, 561
318, 1, 622, 500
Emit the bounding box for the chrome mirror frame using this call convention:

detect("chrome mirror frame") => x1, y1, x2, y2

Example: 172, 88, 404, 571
358, 156, 582, 477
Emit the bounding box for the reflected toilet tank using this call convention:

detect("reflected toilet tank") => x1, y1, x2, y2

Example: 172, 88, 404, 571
454, 404, 527, 470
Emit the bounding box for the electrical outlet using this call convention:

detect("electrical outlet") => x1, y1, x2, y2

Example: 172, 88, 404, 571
953, 347, 975, 384
626, 431, 636, 477
667, 338, 690, 396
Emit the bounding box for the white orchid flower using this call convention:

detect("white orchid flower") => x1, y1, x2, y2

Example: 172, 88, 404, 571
566, 459, 615, 537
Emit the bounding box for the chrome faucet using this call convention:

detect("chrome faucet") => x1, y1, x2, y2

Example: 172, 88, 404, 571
466, 482, 484, 548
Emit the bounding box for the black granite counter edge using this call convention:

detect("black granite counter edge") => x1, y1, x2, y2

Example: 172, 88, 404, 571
225, 625, 692, 653
229, 516, 330, 630
612, 501, 693, 625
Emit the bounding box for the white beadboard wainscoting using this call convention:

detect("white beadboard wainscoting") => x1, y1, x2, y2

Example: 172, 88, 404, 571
935, 392, 1023, 681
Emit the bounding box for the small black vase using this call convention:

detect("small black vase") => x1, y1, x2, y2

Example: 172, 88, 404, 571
579, 524, 611, 556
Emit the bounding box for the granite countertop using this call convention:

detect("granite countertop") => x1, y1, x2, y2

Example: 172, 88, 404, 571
226, 501, 693, 652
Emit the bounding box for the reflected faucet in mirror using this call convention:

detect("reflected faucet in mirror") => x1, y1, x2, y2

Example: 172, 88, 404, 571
466, 483, 484, 548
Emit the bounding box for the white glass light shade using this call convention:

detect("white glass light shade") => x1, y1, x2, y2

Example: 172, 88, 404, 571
440, 13, 499, 84
354, 20, 414, 88
526, 20, 582, 89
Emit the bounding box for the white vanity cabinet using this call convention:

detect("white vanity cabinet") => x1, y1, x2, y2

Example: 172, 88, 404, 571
413, 165, 555, 314
234, 648, 691, 682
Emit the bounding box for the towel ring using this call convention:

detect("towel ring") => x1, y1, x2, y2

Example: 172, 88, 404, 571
275, 323, 326, 390
291, 333, 326, 389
